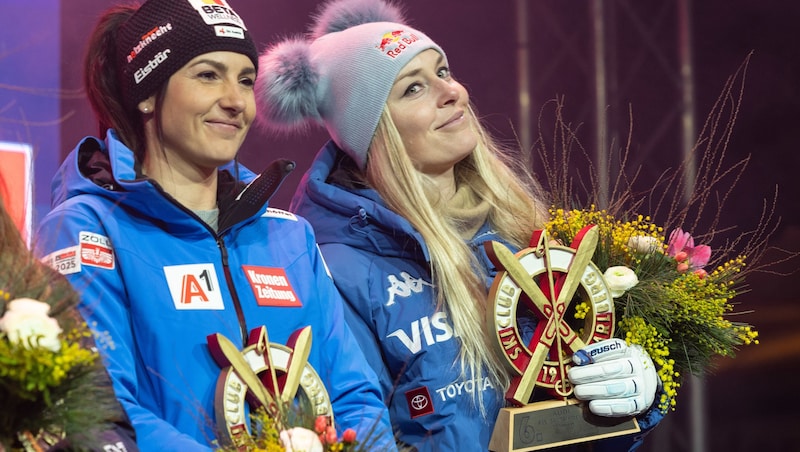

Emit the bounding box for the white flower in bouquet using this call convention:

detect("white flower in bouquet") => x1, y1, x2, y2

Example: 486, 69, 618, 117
627, 235, 663, 254
0, 298, 63, 352
280, 427, 324, 452
603, 266, 639, 298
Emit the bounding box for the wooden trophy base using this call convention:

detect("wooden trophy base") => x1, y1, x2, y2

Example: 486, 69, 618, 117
488, 399, 640, 452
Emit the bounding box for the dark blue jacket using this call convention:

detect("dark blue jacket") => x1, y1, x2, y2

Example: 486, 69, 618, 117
291, 140, 663, 451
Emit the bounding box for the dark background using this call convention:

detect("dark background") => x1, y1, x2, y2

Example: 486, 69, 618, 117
4, 1, 800, 450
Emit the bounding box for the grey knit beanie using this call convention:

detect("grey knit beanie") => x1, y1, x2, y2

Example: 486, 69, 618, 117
117, 0, 258, 112
257, 0, 445, 169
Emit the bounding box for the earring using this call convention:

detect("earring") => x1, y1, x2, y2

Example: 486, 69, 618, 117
141, 106, 151, 114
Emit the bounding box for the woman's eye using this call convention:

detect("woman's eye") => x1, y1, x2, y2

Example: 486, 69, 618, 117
403, 83, 422, 97
438, 67, 451, 78
197, 71, 218, 80
240, 77, 255, 88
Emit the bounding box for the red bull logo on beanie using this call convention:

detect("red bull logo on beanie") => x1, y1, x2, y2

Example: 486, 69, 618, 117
188, 0, 247, 31
376, 30, 421, 59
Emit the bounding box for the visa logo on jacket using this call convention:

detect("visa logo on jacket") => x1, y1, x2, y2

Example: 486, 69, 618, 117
388, 312, 454, 354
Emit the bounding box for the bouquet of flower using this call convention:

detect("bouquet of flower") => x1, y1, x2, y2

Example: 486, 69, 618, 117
215, 405, 360, 452
0, 200, 121, 451
544, 206, 757, 412
533, 55, 795, 413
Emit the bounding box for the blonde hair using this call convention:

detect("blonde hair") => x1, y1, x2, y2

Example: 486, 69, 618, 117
365, 105, 548, 411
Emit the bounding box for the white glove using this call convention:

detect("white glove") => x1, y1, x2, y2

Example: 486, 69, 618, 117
280, 427, 324, 452
567, 338, 658, 417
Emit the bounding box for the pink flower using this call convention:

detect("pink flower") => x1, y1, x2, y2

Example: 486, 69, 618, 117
324, 425, 338, 444
342, 428, 357, 444
314, 415, 329, 434
667, 228, 711, 269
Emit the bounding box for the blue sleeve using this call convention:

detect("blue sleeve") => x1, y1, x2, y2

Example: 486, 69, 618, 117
340, 294, 395, 400
305, 239, 397, 451
35, 205, 213, 452
317, 243, 395, 401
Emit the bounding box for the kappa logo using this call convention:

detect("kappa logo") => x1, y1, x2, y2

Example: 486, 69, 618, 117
386, 271, 432, 306
164, 263, 225, 310
79, 232, 114, 269
405, 386, 435, 418
243, 265, 302, 307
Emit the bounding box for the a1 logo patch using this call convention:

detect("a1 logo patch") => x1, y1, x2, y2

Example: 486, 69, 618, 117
242, 265, 302, 307
164, 263, 224, 310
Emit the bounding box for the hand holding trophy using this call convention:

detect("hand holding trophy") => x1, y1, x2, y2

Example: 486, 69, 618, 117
570, 339, 658, 418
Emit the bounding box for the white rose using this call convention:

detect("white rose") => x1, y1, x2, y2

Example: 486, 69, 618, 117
0, 298, 63, 352
280, 427, 323, 452
627, 235, 663, 254
603, 266, 639, 298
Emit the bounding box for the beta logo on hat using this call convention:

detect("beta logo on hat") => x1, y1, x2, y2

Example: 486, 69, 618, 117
189, 0, 248, 30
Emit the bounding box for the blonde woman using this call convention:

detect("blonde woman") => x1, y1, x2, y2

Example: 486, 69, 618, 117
258, 0, 662, 450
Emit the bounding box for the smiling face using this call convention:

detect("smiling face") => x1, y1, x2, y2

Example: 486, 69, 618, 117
141, 51, 256, 179
385, 49, 477, 180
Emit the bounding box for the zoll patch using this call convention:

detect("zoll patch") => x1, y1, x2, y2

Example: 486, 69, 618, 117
79, 231, 115, 269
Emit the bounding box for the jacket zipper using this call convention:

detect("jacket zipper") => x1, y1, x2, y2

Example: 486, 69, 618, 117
217, 236, 248, 345
145, 184, 250, 346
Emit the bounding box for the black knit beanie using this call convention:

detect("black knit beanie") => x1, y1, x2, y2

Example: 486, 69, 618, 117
116, 0, 258, 112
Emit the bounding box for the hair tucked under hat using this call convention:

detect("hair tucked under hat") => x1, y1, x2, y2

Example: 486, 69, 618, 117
116, 0, 258, 112
257, 0, 445, 169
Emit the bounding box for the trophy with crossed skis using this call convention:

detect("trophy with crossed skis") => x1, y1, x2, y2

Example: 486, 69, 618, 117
486, 225, 639, 452
207, 325, 332, 448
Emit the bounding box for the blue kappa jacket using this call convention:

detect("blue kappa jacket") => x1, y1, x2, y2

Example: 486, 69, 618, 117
34, 132, 394, 451
291, 141, 663, 452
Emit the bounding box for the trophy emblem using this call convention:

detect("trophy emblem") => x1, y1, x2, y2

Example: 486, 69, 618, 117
207, 325, 333, 449
485, 225, 639, 451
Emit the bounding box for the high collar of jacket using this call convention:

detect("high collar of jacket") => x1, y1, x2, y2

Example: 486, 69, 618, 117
290, 140, 432, 263
50, 129, 260, 236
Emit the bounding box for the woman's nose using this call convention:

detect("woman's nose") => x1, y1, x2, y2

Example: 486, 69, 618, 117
219, 81, 248, 113
436, 79, 461, 107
